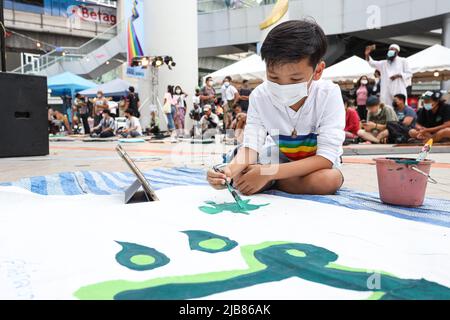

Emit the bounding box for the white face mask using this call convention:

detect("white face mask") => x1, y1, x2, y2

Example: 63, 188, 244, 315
423, 103, 433, 111
387, 50, 397, 58
175, 89, 181, 94
361, 80, 368, 85
266, 69, 316, 107
224, 82, 230, 88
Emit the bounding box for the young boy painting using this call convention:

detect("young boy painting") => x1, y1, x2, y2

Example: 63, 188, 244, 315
207, 20, 345, 196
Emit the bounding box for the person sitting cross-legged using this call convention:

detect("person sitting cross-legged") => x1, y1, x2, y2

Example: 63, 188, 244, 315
357, 96, 398, 144
118, 110, 143, 138
378, 93, 417, 144
409, 91, 450, 143
90, 109, 115, 138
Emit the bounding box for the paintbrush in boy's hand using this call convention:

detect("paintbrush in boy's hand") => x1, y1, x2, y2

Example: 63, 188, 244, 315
213, 165, 245, 209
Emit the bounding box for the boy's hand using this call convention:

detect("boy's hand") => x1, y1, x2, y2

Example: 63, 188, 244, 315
234, 165, 272, 196
207, 166, 232, 190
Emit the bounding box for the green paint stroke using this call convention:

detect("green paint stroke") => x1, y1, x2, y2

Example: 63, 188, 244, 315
183, 230, 238, 253
286, 249, 306, 257
199, 200, 269, 215
74, 241, 285, 300
200, 239, 227, 250
115, 241, 170, 271
74, 241, 450, 300
130, 255, 156, 266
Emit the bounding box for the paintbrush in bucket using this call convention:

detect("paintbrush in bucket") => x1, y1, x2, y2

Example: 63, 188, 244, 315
416, 139, 433, 162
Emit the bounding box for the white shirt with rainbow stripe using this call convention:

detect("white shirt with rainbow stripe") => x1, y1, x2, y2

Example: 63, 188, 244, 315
243, 79, 345, 167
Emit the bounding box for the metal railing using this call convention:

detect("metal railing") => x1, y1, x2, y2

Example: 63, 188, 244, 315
13, 19, 125, 75
197, 0, 277, 14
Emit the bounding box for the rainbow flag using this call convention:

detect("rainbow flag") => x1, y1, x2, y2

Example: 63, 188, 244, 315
277, 133, 318, 161
127, 0, 144, 65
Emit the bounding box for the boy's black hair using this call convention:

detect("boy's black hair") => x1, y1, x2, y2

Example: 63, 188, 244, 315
394, 94, 406, 103
205, 76, 213, 82
129, 86, 135, 93
261, 19, 328, 68
225, 76, 232, 82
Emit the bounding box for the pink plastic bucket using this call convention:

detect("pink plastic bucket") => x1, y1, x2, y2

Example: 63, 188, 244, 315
374, 157, 435, 207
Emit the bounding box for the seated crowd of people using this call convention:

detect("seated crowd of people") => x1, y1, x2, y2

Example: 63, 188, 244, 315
188, 76, 251, 143
48, 87, 145, 139
344, 88, 450, 145
48, 74, 449, 146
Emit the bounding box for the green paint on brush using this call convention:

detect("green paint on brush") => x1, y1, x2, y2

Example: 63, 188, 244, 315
199, 200, 269, 215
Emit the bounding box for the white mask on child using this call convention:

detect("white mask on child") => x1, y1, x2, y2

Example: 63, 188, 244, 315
266, 69, 316, 107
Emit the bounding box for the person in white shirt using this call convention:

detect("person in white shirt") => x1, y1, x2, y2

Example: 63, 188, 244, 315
207, 20, 345, 196
119, 110, 143, 138
365, 44, 412, 107
221, 76, 240, 130
199, 105, 219, 139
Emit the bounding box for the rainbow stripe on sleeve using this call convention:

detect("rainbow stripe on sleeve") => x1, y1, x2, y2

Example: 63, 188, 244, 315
277, 133, 318, 161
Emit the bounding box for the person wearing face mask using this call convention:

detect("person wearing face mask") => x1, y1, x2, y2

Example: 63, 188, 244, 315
90, 109, 115, 138
117, 110, 143, 138
207, 20, 346, 196
221, 76, 240, 131
92, 91, 109, 127
200, 77, 217, 111
380, 94, 417, 144
365, 44, 412, 107
163, 85, 176, 132
357, 96, 398, 144
173, 85, 187, 133
409, 91, 450, 143
354, 76, 372, 121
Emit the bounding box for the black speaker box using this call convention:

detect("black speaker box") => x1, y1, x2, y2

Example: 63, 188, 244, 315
0, 73, 49, 158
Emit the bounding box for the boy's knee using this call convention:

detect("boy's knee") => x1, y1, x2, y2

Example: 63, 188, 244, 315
314, 170, 343, 195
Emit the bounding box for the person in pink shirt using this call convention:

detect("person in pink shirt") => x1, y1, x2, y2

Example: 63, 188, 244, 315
354, 76, 372, 121
343, 95, 361, 141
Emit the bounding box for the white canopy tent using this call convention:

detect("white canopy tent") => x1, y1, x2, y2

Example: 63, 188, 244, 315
322, 56, 375, 83
407, 44, 450, 81
205, 54, 266, 84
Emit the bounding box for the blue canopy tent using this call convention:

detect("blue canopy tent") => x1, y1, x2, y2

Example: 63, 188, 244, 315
47, 72, 97, 97
79, 79, 131, 97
